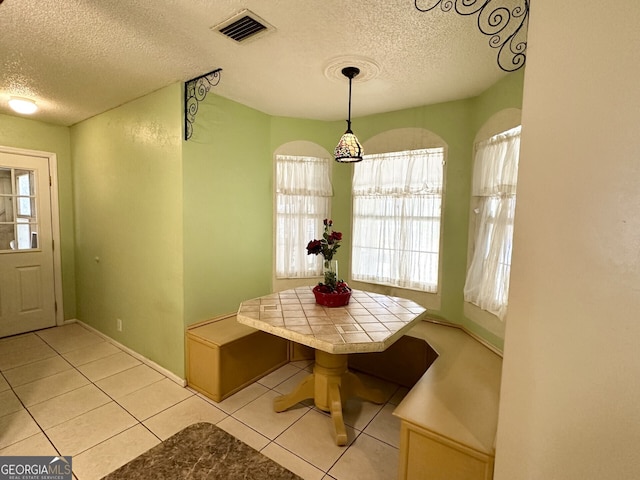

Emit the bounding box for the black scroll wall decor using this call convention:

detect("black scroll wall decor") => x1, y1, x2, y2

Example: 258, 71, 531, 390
184, 68, 222, 140
414, 0, 528, 72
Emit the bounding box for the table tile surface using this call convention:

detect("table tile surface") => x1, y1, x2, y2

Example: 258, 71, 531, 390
237, 287, 427, 354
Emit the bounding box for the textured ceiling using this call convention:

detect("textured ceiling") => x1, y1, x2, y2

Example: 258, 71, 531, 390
0, 0, 526, 126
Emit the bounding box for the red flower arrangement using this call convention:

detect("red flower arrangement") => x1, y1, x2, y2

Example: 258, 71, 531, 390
306, 219, 352, 297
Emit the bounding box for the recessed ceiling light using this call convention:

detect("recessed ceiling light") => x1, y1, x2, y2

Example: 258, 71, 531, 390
9, 97, 38, 115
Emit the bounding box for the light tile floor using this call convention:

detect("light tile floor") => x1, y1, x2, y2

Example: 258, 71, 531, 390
0, 323, 408, 480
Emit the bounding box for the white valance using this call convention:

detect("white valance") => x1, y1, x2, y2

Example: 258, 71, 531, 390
472, 126, 521, 196
352, 148, 444, 196
276, 155, 332, 197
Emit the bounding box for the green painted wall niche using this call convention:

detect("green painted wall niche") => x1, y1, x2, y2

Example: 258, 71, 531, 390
268, 70, 524, 351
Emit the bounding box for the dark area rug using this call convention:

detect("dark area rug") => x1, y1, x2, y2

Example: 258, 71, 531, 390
102, 422, 302, 480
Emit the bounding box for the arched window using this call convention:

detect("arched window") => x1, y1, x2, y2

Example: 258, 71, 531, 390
352, 128, 446, 293
464, 125, 521, 321
274, 142, 332, 280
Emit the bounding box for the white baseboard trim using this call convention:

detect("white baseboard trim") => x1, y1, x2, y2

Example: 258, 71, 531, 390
68, 319, 186, 387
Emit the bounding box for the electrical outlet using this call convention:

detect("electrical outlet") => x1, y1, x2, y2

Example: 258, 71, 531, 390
116, 318, 122, 332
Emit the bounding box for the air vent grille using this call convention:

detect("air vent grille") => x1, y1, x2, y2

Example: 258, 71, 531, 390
219, 15, 266, 42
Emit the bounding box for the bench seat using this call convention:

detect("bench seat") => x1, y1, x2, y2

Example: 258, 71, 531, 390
186, 313, 289, 402
393, 321, 503, 480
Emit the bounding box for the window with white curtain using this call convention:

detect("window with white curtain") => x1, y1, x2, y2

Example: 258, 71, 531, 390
351, 148, 444, 292
275, 155, 332, 278
464, 125, 521, 320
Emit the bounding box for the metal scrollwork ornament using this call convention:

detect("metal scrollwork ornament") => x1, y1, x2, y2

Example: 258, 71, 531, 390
184, 68, 222, 140
414, 0, 528, 72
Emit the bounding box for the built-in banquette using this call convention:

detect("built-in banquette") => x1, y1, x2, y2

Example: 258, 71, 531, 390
186, 312, 502, 480
393, 321, 503, 480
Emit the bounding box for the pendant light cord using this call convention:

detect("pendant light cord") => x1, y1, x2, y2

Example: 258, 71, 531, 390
347, 76, 353, 131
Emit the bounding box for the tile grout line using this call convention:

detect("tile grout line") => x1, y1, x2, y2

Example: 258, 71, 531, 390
268, 406, 336, 476
54, 343, 166, 469
256, 356, 403, 475
0, 366, 63, 458
222, 365, 332, 474
36, 352, 164, 466
256, 362, 392, 476
0, 332, 165, 460
0, 338, 52, 453
3, 327, 403, 479
74, 320, 186, 387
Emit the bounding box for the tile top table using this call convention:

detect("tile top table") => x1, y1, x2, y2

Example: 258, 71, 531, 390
237, 286, 427, 445
236, 286, 427, 354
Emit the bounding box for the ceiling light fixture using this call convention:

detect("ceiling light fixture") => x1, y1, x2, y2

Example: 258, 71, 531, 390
9, 97, 38, 115
334, 67, 363, 163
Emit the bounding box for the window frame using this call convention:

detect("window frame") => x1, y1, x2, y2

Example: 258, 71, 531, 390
464, 118, 522, 336
272, 142, 333, 292
350, 146, 446, 296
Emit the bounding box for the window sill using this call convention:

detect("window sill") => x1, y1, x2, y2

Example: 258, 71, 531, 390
463, 302, 505, 340
272, 276, 321, 292
349, 280, 441, 311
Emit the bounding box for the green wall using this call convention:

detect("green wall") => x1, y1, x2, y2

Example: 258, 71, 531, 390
0, 113, 76, 319
183, 94, 272, 326
472, 69, 525, 133
270, 117, 353, 273
353, 100, 475, 322
266, 72, 523, 350
0, 69, 522, 377
466, 69, 525, 348
70, 84, 185, 375
270, 101, 475, 326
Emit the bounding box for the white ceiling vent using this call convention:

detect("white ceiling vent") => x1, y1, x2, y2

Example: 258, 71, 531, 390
213, 9, 274, 43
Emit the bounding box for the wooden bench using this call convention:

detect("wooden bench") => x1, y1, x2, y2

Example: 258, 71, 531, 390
348, 334, 439, 388
393, 321, 503, 480
186, 313, 289, 402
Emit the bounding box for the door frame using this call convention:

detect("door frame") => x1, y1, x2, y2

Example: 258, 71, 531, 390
0, 145, 64, 326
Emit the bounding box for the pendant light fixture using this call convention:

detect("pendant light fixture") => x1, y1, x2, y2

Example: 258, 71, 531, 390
334, 66, 363, 163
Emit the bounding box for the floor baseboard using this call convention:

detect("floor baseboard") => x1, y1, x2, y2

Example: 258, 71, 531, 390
66, 319, 187, 387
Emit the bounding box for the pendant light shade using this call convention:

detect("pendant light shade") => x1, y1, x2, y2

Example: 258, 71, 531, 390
334, 67, 363, 163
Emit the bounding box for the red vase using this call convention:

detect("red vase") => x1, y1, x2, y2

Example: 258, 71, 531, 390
313, 285, 352, 307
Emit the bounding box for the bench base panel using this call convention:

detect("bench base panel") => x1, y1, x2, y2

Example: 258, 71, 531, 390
186, 315, 289, 402
399, 421, 495, 480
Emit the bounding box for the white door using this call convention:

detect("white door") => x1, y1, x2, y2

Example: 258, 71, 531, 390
0, 151, 56, 337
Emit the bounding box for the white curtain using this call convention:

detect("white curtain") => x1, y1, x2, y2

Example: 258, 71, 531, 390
464, 126, 521, 320
275, 155, 332, 278
352, 148, 444, 292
